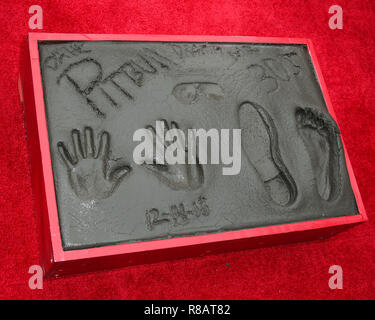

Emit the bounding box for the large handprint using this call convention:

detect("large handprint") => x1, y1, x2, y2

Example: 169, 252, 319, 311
57, 127, 131, 200
142, 119, 204, 191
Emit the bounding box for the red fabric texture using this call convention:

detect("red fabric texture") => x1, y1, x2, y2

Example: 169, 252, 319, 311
0, 0, 374, 299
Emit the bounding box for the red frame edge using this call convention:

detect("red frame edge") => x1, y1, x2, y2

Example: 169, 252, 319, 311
20, 33, 367, 278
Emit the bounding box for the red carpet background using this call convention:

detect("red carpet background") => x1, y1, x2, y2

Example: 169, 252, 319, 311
0, 0, 374, 299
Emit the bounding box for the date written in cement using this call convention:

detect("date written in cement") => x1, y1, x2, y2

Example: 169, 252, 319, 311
145, 196, 209, 231
144, 304, 231, 317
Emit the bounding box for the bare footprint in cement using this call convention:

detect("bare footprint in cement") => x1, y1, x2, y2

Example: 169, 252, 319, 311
239, 102, 297, 206
295, 107, 342, 201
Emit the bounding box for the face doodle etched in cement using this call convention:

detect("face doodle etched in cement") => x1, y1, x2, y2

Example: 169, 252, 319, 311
172, 82, 224, 105
57, 127, 132, 200
38, 41, 359, 250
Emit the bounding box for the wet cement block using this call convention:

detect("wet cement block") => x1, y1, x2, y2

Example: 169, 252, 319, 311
38, 40, 359, 250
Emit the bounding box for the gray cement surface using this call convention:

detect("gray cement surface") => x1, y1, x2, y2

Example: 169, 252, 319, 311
38, 41, 358, 250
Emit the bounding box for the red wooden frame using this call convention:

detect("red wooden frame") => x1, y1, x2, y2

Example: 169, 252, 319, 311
20, 33, 367, 278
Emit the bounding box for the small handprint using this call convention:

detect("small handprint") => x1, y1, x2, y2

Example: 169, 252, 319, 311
142, 120, 204, 191
57, 127, 131, 200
